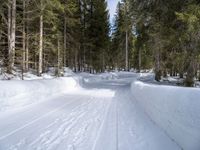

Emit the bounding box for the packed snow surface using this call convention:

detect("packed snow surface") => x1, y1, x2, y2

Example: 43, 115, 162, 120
0, 71, 199, 150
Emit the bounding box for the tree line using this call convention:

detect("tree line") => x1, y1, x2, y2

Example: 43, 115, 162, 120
0, 0, 110, 77
133, 0, 200, 86
111, 0, 200, 86
1, 0, 200, 86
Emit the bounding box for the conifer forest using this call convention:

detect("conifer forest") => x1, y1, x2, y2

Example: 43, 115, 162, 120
0, 0, 200, 86
0, 1, 200, 150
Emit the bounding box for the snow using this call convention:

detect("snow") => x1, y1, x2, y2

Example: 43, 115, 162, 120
131, 80, 200, 150
0, 77, 79, 112
0, 70, 199, 149
0, 67, 75, 80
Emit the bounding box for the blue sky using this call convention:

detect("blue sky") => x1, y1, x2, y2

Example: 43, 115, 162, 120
107, 0, 120, 23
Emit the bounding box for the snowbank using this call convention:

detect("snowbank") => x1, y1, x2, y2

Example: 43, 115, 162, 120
0, 77, 80, 112
82, 71, 139, 84
0, 67, 75, 80
131, 81, 200, 150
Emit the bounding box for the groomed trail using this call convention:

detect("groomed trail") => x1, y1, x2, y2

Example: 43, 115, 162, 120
0, 74, 181, 150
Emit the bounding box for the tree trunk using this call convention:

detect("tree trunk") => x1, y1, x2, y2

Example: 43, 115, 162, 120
63, 17, 67, 68
184, 59, 195, 87
138, 48, 141, 72
198, 64, 200, 81
22, 0, 26, 77
163, 69, 167, 78
57, 38, 61, 77
74, 49, 78, 72
8, 0, 16, 73
102, 51, 105, 72
25, 30, 29, 71
125, 29, 128, 71
198, 70, 200, 82
125, 1, 129, 71
7, 4, 11, 71
38, 0, 43, 76
155, 49, 161, 81
179, 72, 184, 78
25, 0, 29, 71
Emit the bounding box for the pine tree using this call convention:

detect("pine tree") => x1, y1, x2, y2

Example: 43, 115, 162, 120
176, 3, 200, 86
111, 1, 133, 71
85, 0, 110, 72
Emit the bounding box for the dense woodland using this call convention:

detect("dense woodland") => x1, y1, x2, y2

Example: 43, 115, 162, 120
0, 0, 200, 86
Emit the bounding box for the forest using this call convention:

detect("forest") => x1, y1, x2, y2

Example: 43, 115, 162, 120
0, 0, 200, 87
0, 1, 200, 149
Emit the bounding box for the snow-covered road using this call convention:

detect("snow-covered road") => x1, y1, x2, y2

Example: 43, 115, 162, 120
0, 76, 181, 150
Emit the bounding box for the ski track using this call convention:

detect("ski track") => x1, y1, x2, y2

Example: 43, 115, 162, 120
0, 76, 182, 150
0, 98, 84, 141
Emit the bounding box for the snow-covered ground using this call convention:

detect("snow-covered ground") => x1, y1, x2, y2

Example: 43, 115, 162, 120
0, 67, 75, 80
0, 71, 199, 150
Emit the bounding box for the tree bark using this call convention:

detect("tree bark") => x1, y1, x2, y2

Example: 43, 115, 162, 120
22, 0, 26, 78
8, 0, 16, 73
155, 48, 161, 81
57, 38, 61, 77
25, 0, 29, 71
125, 1, 129, 71
185, 57, 195, 87
7, 4, 11, 71
138, 48, 141, 72
125, 30, 129, 71
74, 49, 78, 72
38, 0, 43, 76
63, 17, 67, 68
